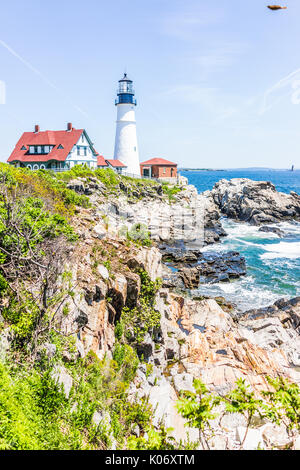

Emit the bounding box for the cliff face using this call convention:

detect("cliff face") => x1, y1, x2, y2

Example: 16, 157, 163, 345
1, 166, 300, 450
50, 176, 300, 449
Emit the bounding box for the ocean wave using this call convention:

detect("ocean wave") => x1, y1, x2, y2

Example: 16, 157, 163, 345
260, 241, 300, 260
193, 276, 282, 312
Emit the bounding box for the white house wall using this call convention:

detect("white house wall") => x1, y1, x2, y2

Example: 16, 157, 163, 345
66, 132, 97, 168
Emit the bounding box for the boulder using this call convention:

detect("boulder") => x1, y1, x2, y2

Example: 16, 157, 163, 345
52, 366, 73, 398
236, 426, 263, 450
178, 251, 246, 288
173, 373, 195, 394
0, 328, 14, 361
259, 226, 285, 237
262, 424, 294, 449
211, 179, 300, 225
97, 264, 109, 280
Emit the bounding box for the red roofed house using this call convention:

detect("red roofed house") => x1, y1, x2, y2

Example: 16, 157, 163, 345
140, 158, 177, 179
8, 123, 100, 171
96, 155, 127, 174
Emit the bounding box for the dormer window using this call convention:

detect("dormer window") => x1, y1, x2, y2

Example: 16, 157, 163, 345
57, 144, 64, 149
21, 145, 27, 151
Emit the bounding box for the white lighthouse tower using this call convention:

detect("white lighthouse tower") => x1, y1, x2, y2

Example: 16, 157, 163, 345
113, 73, 140, 175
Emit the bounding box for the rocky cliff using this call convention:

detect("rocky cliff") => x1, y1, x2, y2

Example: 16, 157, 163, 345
56, 174, 300, 449
1, 165, 300, 450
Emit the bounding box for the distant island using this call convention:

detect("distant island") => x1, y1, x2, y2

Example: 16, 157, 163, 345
179, 168, 226, 172
179, 167, 298, 172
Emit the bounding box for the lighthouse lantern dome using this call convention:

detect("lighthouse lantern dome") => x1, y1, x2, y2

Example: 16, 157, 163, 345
115, 73, 137, 105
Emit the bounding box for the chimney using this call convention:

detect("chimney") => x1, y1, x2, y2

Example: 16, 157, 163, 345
67, 122, 72, 132
34, 124, 40, 133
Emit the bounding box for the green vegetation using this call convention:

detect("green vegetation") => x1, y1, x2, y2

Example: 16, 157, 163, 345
0, 348, 150, 450
119, 223, 152, 247
177, 377, 300, 450
161, 182, 184, 202
118, 270, 162, 345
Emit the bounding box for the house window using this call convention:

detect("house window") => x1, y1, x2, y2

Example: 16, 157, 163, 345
40, 164, 46, 170
33, 164, 39, 170
84, 147, 87, 156
37, 146, 41, 154
163, 167, 166, 174
29, 146, 34, 154
77, 146, 80, 156
45, 146, 50, 153
27, 164, 32, 169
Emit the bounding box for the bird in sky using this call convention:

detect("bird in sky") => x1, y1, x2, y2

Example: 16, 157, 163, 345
267, 5, 287, 10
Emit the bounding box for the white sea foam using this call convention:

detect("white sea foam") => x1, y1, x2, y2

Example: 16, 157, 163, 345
260, 241, 300, 260
198, 219, 300, 310
194, 276, 282, 312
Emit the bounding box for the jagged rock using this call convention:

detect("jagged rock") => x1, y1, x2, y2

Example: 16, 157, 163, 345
259, 225, 285, 237
0, 328, 14, 360
220, 412, 248, 432
178, 251, 246, 288
92, 410, 111, 427
52, 366, 73, 398
294, 436, 300, 450
127, 247, 162, 281
76, 339, 85, 358
93, 223, 107, 240
136, 333, 154, 361
236, 426, 263, 450
148, 379, 198, 442
97, 264, 109, 280
173, 373, 195, 394
209, 435, 228, 450
131, 424, 140, 437
179, 267, 200, 289
165, 337, 180, 360
40, 343, 57, 359
75, 310, 89, 328
211, 179, 300, 225
160, 246, 202, 265
124, 272, 141, 309
262, 424, 294, 449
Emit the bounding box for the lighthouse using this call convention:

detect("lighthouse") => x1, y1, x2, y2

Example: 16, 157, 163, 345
113, 73, 140, 175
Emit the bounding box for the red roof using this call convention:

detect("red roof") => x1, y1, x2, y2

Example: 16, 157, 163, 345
8, 128, 88, 163
97, 154, 108, 167
106, 159, 127, 168
140, 158, 177, 166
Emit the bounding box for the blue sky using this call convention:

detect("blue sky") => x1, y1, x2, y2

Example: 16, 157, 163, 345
1, 0, 300, 168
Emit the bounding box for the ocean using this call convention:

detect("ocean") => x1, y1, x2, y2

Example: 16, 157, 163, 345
180, 169, 300, 312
